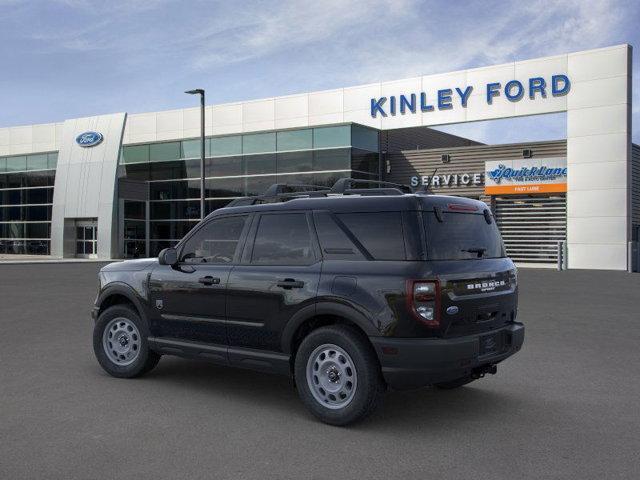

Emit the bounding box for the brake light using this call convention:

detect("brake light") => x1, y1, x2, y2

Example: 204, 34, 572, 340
447, 203, 478, 212
407, 280, 441, 327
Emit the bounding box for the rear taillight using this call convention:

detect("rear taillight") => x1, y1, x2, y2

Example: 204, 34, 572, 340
407, 280, 440, 327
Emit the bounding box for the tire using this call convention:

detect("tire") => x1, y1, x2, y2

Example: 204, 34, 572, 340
294, 325, 384, 426
435, 375, 475, 390
93, 304, 160, 378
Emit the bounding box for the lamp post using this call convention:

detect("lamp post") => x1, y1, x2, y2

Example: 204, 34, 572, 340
185, 89, 206, 221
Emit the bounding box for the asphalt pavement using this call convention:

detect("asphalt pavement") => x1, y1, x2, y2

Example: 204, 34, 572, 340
1, 262, 639, 479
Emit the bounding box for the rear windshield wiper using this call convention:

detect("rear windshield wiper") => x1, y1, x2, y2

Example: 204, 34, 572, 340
461, 247, 486, 258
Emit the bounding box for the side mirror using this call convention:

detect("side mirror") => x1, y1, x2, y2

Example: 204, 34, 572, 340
158, 247, 178, 266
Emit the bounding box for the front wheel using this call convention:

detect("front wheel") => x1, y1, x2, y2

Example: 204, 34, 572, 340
93, 304, 160, 378
294, 325, 384, 426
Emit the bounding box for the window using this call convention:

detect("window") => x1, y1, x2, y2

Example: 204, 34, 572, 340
277, 129, 312, 151
351, 125, 379, 152
27, 154, 49, 171
180, 215, 248, 264
277, 151, 313, 173
121, 145, 149, 164
150, 142, 181, 162
251, 213, 314, 265
314, 212, 366, 261
337, 212, 406, 260
211, 136, 242, 157
423, 212, 505, 260
243, 133, 276, 154
313, 126, 350, 149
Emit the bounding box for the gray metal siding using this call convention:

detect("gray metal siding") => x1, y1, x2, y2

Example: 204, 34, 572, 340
381, 126, 482, 153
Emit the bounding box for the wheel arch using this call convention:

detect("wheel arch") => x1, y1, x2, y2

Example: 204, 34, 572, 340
96, 283, 148, 323
281, 302, 380, 357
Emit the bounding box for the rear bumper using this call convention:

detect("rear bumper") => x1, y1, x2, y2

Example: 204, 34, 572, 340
370, 323, 524, 390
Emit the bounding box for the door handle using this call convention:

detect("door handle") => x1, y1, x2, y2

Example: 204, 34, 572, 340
198, 276, 221, 286
277, 278, 304, 289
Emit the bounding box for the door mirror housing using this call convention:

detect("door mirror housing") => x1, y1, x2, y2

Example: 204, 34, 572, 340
158, 247, 178, 266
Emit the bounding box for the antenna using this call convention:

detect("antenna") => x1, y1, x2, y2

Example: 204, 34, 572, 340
415, 168, 438, 194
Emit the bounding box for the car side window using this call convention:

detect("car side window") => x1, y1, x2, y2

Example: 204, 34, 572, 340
251, 213, 314, 265
336, 212, 407, 260
180, 215, 248, 264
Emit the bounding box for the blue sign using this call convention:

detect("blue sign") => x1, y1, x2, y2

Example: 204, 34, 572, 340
370, 74, 570, 117
487, 164, 567, 184
76, 131, 104, 147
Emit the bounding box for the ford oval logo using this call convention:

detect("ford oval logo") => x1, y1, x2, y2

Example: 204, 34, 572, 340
76, 131, 103, 148
446, 306, 459, 315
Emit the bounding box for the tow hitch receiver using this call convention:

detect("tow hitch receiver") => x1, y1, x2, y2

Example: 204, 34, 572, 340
472, 364, 497, 379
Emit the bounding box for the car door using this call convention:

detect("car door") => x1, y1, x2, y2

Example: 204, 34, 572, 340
226, 211, 321, 353
148, 213, 251, 345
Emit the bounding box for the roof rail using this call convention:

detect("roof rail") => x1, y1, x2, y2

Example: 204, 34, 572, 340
224, 178, 414, 208
330, 178, 413, 194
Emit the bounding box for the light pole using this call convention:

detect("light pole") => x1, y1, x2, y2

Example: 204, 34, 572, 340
185, 89, 206, 221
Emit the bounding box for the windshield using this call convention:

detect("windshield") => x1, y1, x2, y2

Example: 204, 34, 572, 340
423, 211, 505, 260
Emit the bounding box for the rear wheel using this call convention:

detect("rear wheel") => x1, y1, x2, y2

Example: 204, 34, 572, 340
93, 304, 160, 378
435, 375, 475, 390
294, 325, 384, 426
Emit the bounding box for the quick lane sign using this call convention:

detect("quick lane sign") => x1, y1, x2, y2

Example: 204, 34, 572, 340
484, 157, 567, 195
370, 74, 570, 117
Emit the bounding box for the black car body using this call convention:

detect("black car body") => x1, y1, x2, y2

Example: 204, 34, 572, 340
92, 188, 524, 424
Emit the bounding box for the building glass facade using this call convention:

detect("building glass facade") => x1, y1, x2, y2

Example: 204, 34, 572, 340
118, 123, 380, 258
0, 152, 58, 255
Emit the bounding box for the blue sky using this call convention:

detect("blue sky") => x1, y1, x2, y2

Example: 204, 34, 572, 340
0, 0, 638, 144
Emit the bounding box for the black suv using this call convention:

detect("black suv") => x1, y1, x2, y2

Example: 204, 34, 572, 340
92, 180, 524, 425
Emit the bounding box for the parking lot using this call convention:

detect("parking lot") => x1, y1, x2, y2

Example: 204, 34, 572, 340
1, 262, 639, 479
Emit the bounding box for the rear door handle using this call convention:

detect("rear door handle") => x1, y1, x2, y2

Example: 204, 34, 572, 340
277, 278, 304, 289
198, 276, 220, 286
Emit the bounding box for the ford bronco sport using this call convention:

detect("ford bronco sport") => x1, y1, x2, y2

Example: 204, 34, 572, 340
92, 179, 524, 425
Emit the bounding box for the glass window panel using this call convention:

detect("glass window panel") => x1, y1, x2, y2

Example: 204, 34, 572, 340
150, 160, 199, 181
7, 222, 25, 238
206, 156, 243, 177
351, 149, 379, 175
76, 226, 84, 240
242, 133, 276, 154
150, 180, 199, 200
277, 151, 313, 174
25, 206, 51, 221
123, 163, 151, 181
47, 153, 58, 169
245, 175, 276, 197
26, 240, 49, 255
312, 148, 351, 171
150, 240, 177, 257
6, 156, 27, 172
149, 142, 181, 162
0, 158, 6, 173
277, 129, 312, 151
244, 153, 276, 175
251, 213, 314, 266
27, 154, 49, 171
313, 126, 350, 149
124, 220, 146, 240
181, 139, 202, 159
122, 145, 149, 164
26, 223, 50, 239
205, 177, 244, 198
180, 215, 248, 264
124, 240, 146, 259
150, 220, 197, 240
25, 170, 55, 187
313, 212, 366, 261
123, 201, 146, 220
211, 136, 242, 157
7, 240, 25, 254
150, 201, 200, 220
24, 188, 52, 204
351, 125, 379, 152
205, 199, 232, 216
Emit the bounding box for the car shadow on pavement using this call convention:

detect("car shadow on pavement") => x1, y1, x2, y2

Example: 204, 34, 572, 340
118, 356, 531, 430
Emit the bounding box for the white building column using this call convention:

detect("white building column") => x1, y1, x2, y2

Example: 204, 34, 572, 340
566, 45, 632, 270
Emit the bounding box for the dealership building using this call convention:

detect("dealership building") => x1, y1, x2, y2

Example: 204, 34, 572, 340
0, 44, 637, 271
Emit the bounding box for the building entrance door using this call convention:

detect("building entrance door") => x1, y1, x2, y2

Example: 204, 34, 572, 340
76, 220, 98, 258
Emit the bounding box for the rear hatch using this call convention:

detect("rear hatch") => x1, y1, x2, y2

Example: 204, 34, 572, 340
420, 204, 518, 338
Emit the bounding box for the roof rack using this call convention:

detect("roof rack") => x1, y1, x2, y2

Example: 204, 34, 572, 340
225, 178, 414, 207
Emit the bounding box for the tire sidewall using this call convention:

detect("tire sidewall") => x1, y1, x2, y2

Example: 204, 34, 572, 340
294, 326, 382, 425
93, 305, 154, 378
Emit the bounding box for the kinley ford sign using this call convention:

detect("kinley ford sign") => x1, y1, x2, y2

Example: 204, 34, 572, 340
370, 74, 570, 117
409, 157, 568, 195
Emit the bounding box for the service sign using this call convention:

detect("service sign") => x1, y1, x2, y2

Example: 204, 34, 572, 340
484, 157, 567, 195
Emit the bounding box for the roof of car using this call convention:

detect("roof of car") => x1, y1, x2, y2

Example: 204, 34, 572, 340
209, 194, 489, 217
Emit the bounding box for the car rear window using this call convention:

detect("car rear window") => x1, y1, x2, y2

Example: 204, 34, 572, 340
423, 212, 505, 260
335, 212, 406, 260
